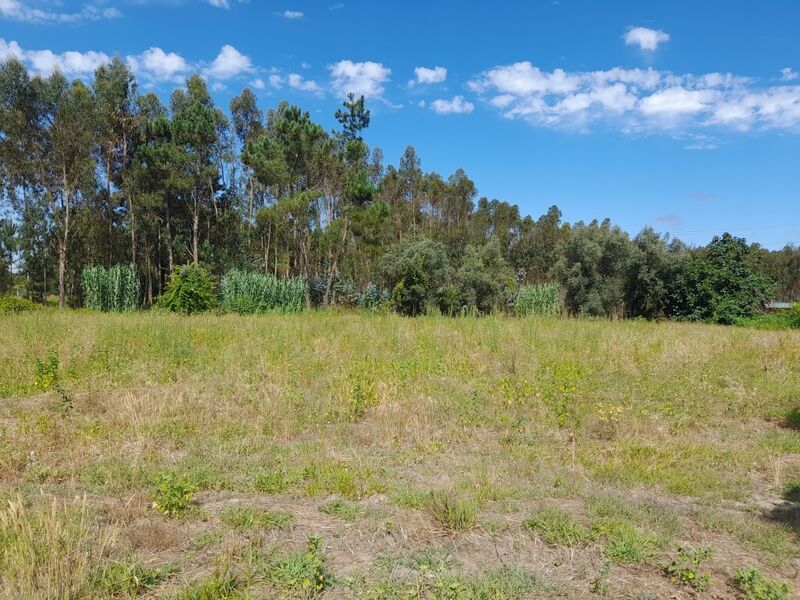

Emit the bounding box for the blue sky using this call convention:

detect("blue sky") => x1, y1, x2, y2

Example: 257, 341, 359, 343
2, 0, 799, 249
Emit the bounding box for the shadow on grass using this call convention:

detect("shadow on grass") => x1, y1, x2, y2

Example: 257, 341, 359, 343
766, 484, 800, 532
783, 408, 800, 431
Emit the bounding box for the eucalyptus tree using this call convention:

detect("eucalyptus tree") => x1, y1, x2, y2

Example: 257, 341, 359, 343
46, 74, 98, 306
170, 75, 225, 264
230, 88, 264, 230
92, 57, 139, 265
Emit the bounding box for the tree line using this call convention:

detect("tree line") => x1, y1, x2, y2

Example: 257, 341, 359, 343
0, 56, 798, 321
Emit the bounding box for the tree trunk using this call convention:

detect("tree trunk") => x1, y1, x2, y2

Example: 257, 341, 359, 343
57, 237, 66, 308
192, 197, 200, 265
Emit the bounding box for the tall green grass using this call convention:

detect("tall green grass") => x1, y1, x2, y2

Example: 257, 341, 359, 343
81, 265, 140, 312
514, 282, 560, 316
220, 269, 307, 314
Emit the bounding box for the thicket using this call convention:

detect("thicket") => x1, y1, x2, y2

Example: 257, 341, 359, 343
220, 269, 306, 313
0, 295, 39, 314
515, 283, 561, 316
157, 264, 216, 315
81, 265, 140, 312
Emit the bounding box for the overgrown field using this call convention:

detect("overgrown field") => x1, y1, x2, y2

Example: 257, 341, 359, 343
1, 311, 799, 599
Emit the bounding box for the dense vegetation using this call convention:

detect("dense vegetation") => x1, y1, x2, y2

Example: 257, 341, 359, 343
0, 56, 798, 322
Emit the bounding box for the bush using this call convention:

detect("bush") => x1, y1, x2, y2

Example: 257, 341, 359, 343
157, 264, 216, 315
0, 295, 39, 314
81, 265, 140, 312
515, 283, 560, 316
380, 237, 451, 316
220, 269, 306, 314
734, 567, 791, 600
151, 472, 197, 517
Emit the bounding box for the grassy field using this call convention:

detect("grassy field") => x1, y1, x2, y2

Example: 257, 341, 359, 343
1, 311, 799, 599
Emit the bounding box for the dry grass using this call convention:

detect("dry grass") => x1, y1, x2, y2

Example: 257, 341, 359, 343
0, 310, 799, 598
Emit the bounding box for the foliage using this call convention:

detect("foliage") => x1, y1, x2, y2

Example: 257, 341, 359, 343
441, 239, 515, 315
220, 268, 306, 314
33, 349, 60, 391
82, 264, 140, 312
152, 472, 197, 517
554, 219, 632, 317
733, 567, 791, 600
158, 264, 217, 314
515, 282, 560, 316
267, 534, 330, 596
664, 545, 714, 590
0, 295, 39, 314
1, 56, 796, 320
668, 233, 774, 324
380, 237, 451, 316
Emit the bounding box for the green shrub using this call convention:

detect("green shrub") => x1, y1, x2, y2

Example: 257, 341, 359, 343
664, 546, 713, 591
515, 283, 560, 316
152, 472, 197, 517
81, 264, 140, 312
220, 269, 306, 314
157, 264, 217, 314
788, 303, 800, 329
0, 295, 39, 314
734, 567, 791, 600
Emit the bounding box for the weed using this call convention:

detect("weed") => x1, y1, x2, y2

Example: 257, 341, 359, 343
0, 496, 118, 599
219, 507, 293, 531
93, 558, 175, 596
429, 491, 478, 531
152, 472, 197, 517
523, 507, 595, 547
319, 499, 365, 521
734, 567, 791, 600
347, 369, 378, 421
267, 534, 330, 596
664, 545, 714, 591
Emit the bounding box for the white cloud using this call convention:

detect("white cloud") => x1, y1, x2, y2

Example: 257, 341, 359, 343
204, 44, 253, 80
0, 0, 121, 24
250, 78, 265, 89
640, 87, 716, 116
411, 65, 446, 86
624, 26, 670, 51
329, 59, 391, 98
24, 48, 110, 75
470, 59, 800, 134
430, 95, 474, 115
781, 67, 799, 82
268, 74, 284, 88
207, 0, 230, 7
287, 73, 321, 93
128, 47, 188, 83
280, 9, 304, 19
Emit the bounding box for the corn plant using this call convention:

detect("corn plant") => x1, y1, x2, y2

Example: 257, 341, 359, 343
81, 265, 139, 312
515, 282, 560, 316
220, 269, 307, 314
